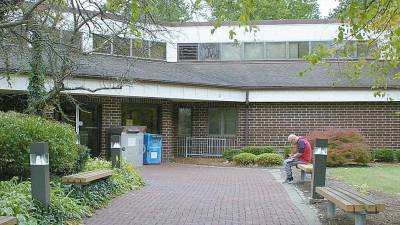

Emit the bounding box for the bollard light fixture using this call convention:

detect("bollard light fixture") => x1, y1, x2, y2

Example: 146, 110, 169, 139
110, 135, 122, 168
30, 142, 50, 208
311, 138, 328, 200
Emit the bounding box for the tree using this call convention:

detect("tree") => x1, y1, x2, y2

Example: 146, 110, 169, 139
208, 0, 320, 21
0, 0, 191, 117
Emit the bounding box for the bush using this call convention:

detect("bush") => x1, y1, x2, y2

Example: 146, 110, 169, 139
307, 128, 371, 167
256, 153, 283, 166
373, 148, 395, 162
0, 158, 144, 225
241, 146, 277, 155
282, 145, 293, 157
222, 149, 243, 161
0, 112, 88, 178
233, 153, 257, 166
396, 150, 400, 162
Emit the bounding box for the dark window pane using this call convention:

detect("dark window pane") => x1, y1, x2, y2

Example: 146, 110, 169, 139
289, 42, 309, 58
357, 41, 376, 58
244, 43, 264, 60
199, 43, 220, 61
310, 41, 331, 53
113, 36, 130, 56
61, 31, 82, 51
178, 44, 198, 60
208, 108, 221, 135
266, 42, 286, 59
223, 109, 237, 135
150, 41, 166, 60
208, 108, 237, 135
132, 39, 150, 58
122, 105, 159, 133
178, 108, 191, 135
93, 34, 111, 54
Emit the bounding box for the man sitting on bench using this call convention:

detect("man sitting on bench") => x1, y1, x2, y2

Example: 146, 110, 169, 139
283, 134, 312, 183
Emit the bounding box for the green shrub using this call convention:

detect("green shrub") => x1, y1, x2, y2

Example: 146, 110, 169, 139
256, 153, 283, 166
233, 153, 257, 166
282, 145, 292, 157
241, 146, 276, 155
222, 149, 243, 161
0, 112, 88, 178
307, 129, 371, 167
396, 150, 400, 162
373, 148, 395, 162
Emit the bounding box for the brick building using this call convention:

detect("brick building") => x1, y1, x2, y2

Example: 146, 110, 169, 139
1, 20, 400, 160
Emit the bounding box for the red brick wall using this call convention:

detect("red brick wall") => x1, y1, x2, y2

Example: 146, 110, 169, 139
100, 96, 122, 157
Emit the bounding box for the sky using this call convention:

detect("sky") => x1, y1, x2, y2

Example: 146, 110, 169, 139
318, 0, 339, 18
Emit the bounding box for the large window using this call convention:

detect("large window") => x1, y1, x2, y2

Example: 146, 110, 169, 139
208, 108, 237, 136
178, 108, 192, 135
199, 43, 220, 61
150, 42, 167, 60
244, 43, 264, 60
266, 42, 286, 59
113, 36, 130, 56
289, 42, 309, 58
122, 105, 160, 133
221, 43, 243, 60
93, 34, 111, 54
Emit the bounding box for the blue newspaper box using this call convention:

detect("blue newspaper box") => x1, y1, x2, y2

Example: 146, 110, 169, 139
143, 133, 162, 164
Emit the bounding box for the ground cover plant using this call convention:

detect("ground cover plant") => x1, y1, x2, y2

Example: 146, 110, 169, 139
241, 146, 276, 155
233, 153, 257, 166
373, 148, 395, 162
328, 164, 400, 194
0, 112, 89, 178
307, 128, 371, 167
0, 158, 144, 225
222, 149, 243, 161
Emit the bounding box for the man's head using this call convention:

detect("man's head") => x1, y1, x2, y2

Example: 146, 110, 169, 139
287, 134, 299, 145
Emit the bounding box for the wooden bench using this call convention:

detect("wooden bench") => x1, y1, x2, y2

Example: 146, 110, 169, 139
62, 169, 113, 185
316, 186, 385, 225
0, 216, 17, 225
296, 163, 313, 181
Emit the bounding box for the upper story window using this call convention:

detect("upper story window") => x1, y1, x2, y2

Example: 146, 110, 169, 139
92, 34, 166, 60
178, 40, 370, 62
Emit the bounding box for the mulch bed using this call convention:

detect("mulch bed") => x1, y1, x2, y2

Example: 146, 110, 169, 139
292, 169, 400, 225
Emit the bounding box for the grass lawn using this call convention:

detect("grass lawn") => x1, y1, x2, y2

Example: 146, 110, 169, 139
328, 164, 400, 194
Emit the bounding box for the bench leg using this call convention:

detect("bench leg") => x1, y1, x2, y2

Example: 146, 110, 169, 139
354, 213, 366, 225
327, 201, 336, 218
300, 170, 306, 182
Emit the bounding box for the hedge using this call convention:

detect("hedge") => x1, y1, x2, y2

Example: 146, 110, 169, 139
373, 148, 395, 162
0, 111, 89, 178
241, 146, 276, 155
233, 153, 257, 166
256, 153, 283, 166
222, 149, 243, 161
396, 150, 400, 162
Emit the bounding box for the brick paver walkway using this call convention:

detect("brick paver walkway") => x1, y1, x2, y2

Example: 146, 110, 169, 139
83, 164, 309, 225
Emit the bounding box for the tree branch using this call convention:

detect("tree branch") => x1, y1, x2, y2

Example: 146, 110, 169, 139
0, 0, 47, 29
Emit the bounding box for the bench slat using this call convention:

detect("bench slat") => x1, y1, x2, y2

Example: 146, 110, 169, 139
297, 164, 313, 173
0, 216, 17, 225
333, 186, 385, 213
316, 187, 356, 212
324, 187, 366, 212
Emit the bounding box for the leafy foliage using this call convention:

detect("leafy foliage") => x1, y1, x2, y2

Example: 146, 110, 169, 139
396, 150, 400, 162
0, 111, 89, 178
307, 128, 371, 167
222, 149, 244, 161
241, 146, 277, 155
256, 153, 283, 166
373, 148, 395, 162
233, 153, 257, 166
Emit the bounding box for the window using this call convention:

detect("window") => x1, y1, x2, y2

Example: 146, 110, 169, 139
61, 31, 82, 51
208, 108, 237, 135
244, 42, 264, 60
93, 34, 111, 54
122, 105, 159, 133
357, 41, 376, 58
289, 42, 309, 58
178, 108, 191, 135
199, 43, 220, 61
150, 41, 166, 60
178, 44, 198, 60
310, 41, 331, 53
265, 42, 286, 59
113, 36, 130, 56
132, 39, 150, 58
221, 43, 243, 60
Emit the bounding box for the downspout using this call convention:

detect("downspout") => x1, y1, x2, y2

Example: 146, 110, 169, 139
245, 90, 249, 146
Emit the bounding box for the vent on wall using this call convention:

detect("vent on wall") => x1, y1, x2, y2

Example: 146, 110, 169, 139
178, 44, 198, 60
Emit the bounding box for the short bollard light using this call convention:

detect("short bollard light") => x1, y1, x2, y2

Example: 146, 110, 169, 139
30, 142, 50, 208
110, 135, 122, 168
311, 139, 328, 200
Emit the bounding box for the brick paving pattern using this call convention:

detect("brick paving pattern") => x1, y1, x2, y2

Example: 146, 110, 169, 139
83, 164, 308, 225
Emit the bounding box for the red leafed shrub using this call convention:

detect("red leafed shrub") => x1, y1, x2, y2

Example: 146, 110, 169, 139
307, 128, 371, 167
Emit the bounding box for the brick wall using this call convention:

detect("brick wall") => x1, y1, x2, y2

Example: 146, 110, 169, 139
100, 96, 122, 157
161, 101, 176, 160
179, 102, 400, 149
0, 95, 26, 112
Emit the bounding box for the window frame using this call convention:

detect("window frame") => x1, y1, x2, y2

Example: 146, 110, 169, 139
178, 107, 192, 136
208, 108, 237, 136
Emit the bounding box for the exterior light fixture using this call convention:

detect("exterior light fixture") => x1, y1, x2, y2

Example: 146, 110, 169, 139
110, 135, 122, 168
30, 142, 50, 208
311, 139, 328, 200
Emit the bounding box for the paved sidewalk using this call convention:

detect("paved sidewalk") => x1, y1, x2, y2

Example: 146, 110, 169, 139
83, 164, 312, 225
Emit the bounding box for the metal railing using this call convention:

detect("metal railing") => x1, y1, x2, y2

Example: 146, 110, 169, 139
176, 136, 237, 157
